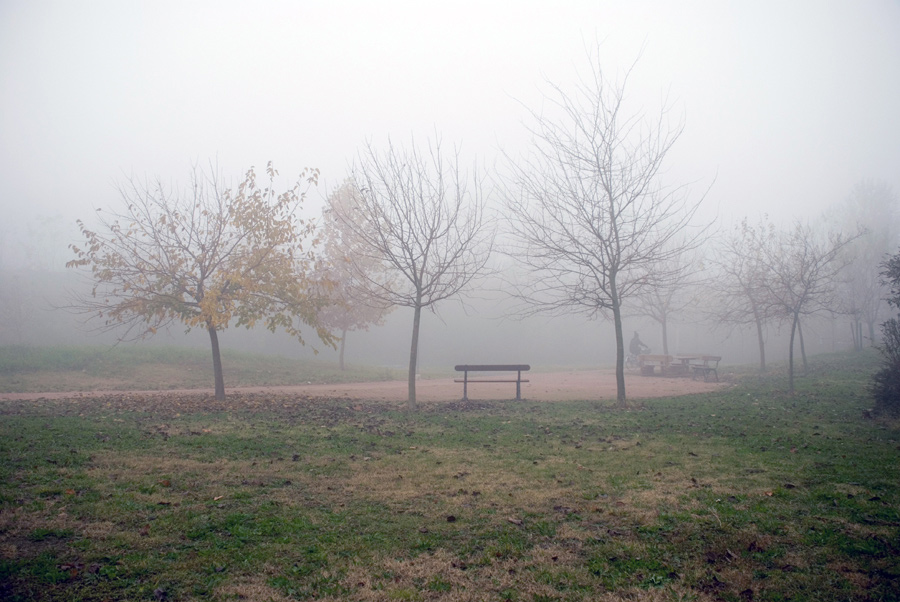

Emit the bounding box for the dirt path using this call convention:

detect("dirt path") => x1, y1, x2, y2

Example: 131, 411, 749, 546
0, 369, 725, 402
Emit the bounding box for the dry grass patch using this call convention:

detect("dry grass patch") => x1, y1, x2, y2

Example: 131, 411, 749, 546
591, 588, 718, 602
215, 573, 295, 602
330, 544, 722, 602
0, 505, 78, 541
88, 451, 313, 487
331, 447, 585, 516
553, 521, 596, 545
335, 548, 590, 602
78, 521, 116, 539
825, 560, 875, 590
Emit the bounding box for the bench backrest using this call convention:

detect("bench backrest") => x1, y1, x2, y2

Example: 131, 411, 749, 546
638, 354, 672, 364
455, 364, 530, 372
675, 354, 722, 364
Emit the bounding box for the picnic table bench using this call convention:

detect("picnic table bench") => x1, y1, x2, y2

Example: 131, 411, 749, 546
454, 364, 530, 401
680, 355, 721, 382
638, 354, 673, 376
639, 354, 722, 381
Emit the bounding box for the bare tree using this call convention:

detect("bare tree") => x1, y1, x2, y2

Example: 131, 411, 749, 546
709, 217, 777, 372
318, 180, 393, 370
630, 246, 705, 356
502, 54, 708, 406
831, 180, 899, 349
67, 163, 335, 400
761, 220, 859, 394
335, 138, 492, 409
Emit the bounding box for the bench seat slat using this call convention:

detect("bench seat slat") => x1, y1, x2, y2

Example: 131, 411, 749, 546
454, 379, 531, 384
454, 364, 530, 372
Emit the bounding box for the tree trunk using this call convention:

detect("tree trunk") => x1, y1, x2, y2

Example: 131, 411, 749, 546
611, 280, 626, 407
339, 327, 348, 371
407, 303, 422, 410
207, 322, 225, 401
661, 315, 669, 356
850, 321, 860, 351
797, 318, 808, 375
752, 303, 766, 372
788, 312, 798, 395
867, 319, 877, 347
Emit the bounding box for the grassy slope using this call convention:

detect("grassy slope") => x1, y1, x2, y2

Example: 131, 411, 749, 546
0, 346, 399, 393
0, 349, 897, 601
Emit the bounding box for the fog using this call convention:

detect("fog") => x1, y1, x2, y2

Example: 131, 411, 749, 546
2, 1, 899, 371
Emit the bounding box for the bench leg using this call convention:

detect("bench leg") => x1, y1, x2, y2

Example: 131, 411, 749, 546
516, 370, 522, 401
462, 371, 469, 401
694, 367, 718, 382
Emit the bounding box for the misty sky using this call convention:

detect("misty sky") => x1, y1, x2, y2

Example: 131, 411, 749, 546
2, 0, 899, 269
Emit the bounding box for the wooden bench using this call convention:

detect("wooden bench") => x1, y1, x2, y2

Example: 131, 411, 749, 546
638, 354, 672, 376
688, 355, 721, 382
454, 364, 530, 401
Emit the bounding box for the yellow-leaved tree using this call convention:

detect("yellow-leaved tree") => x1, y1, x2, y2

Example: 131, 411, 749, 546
67, 162, 335, 400
318, 180, 394, 371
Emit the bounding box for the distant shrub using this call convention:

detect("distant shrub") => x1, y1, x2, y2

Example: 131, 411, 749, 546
871, 367, 900, 414
872, 251, 900, 415
872, 318, 900, 415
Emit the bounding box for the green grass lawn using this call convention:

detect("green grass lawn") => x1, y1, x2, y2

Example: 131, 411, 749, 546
1, 349, 898, 601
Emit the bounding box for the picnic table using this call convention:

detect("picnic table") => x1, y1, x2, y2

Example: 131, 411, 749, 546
676, 355, 721, 382
638, 354, 722, 381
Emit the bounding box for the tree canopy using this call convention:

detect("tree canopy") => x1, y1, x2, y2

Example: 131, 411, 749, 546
759, 220, 858, 393
67, 162, 334, 400
318, 180, 394, 370
336, 138, 493, 409
503, 53, 708, 405
710, 217, 778, 372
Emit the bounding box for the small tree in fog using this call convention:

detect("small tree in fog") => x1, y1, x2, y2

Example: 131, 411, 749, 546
318, 180, 393, 370
832, 181, 899, 349
67, 163, 335, 400
761, 220, 858, 394
503, 53, 708, 406
630, 247, 704, 356
335, 138, 492, 410
710, 216, 777, 372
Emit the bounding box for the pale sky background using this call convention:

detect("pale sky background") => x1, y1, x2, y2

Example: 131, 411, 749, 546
1, 0, 899, 269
